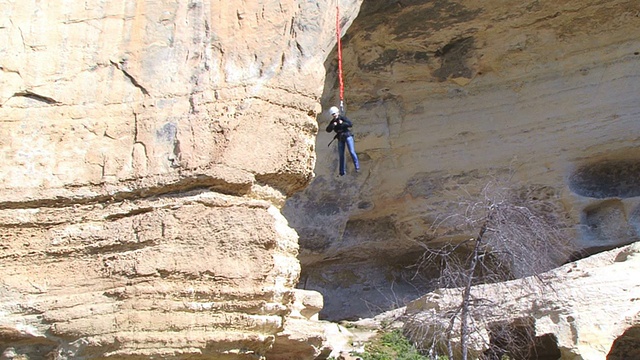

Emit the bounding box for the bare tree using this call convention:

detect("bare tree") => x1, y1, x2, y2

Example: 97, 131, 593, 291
406, 176, 574, 359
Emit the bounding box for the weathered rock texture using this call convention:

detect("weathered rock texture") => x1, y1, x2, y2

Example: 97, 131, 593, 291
404, 242, 640, 360
284, 0, 640, 320
0, 0, 362, 358
3, 0, 640, 358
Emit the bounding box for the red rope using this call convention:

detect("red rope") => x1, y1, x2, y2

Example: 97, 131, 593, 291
336, 4, 345, 113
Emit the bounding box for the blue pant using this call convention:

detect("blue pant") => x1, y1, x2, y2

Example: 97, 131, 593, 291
338, 135, 360, 175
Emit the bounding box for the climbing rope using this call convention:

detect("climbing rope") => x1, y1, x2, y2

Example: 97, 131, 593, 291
336, 3, 345, 114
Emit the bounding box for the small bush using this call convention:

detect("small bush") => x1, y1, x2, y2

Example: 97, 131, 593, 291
356, 329, 432, 360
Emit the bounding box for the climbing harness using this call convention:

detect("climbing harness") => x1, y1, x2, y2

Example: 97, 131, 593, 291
336, 3, 345, 114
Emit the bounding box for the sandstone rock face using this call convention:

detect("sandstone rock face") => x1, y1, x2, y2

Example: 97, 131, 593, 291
284, 0, 640, 320
404, 242, 640, 360
0, 0, 362, 358
1, 195, 300, 359
3, 0, 640, 357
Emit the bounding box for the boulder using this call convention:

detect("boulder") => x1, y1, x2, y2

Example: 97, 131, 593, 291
404, 242, 640, 359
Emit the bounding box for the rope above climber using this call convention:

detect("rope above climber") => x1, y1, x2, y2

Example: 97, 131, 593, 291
336, 4, 345, 114
325, 4, 360, 176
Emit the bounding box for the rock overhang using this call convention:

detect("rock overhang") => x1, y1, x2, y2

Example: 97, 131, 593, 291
285, 0, 640, 320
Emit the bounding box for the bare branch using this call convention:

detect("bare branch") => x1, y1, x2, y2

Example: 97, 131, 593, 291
407, 171, 575, 359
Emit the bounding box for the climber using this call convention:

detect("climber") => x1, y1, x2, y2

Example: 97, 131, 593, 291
326, 106, 360, 176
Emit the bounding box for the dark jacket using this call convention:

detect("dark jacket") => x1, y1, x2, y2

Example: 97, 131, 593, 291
326, 115, 353, 142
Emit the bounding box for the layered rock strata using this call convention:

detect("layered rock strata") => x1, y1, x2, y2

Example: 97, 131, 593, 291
0, 0, 362, 358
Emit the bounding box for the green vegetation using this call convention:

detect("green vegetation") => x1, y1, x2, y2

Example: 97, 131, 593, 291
355, 329, 432, 360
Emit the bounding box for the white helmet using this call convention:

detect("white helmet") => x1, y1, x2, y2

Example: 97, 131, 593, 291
329, 106, 340, 116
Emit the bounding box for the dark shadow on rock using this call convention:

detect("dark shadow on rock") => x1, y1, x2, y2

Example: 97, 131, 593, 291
569, 156, 640, 198
607, 325, 640, 360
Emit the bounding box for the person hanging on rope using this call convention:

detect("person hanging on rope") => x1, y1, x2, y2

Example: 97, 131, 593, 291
326, 106, 360, 176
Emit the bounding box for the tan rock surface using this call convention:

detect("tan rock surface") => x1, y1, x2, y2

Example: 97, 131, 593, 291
3, 0, 640, 358
0, 0, 331, 197
0, 0, 363, 358
0, 192, 300, 358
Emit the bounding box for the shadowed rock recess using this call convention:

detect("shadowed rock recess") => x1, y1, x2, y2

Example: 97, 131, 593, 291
284, 0, 640, 321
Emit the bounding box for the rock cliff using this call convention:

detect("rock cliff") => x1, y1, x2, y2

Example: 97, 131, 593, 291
0, 0, 361, 358
284, 0, 640, 321
3, 0, 640, 359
